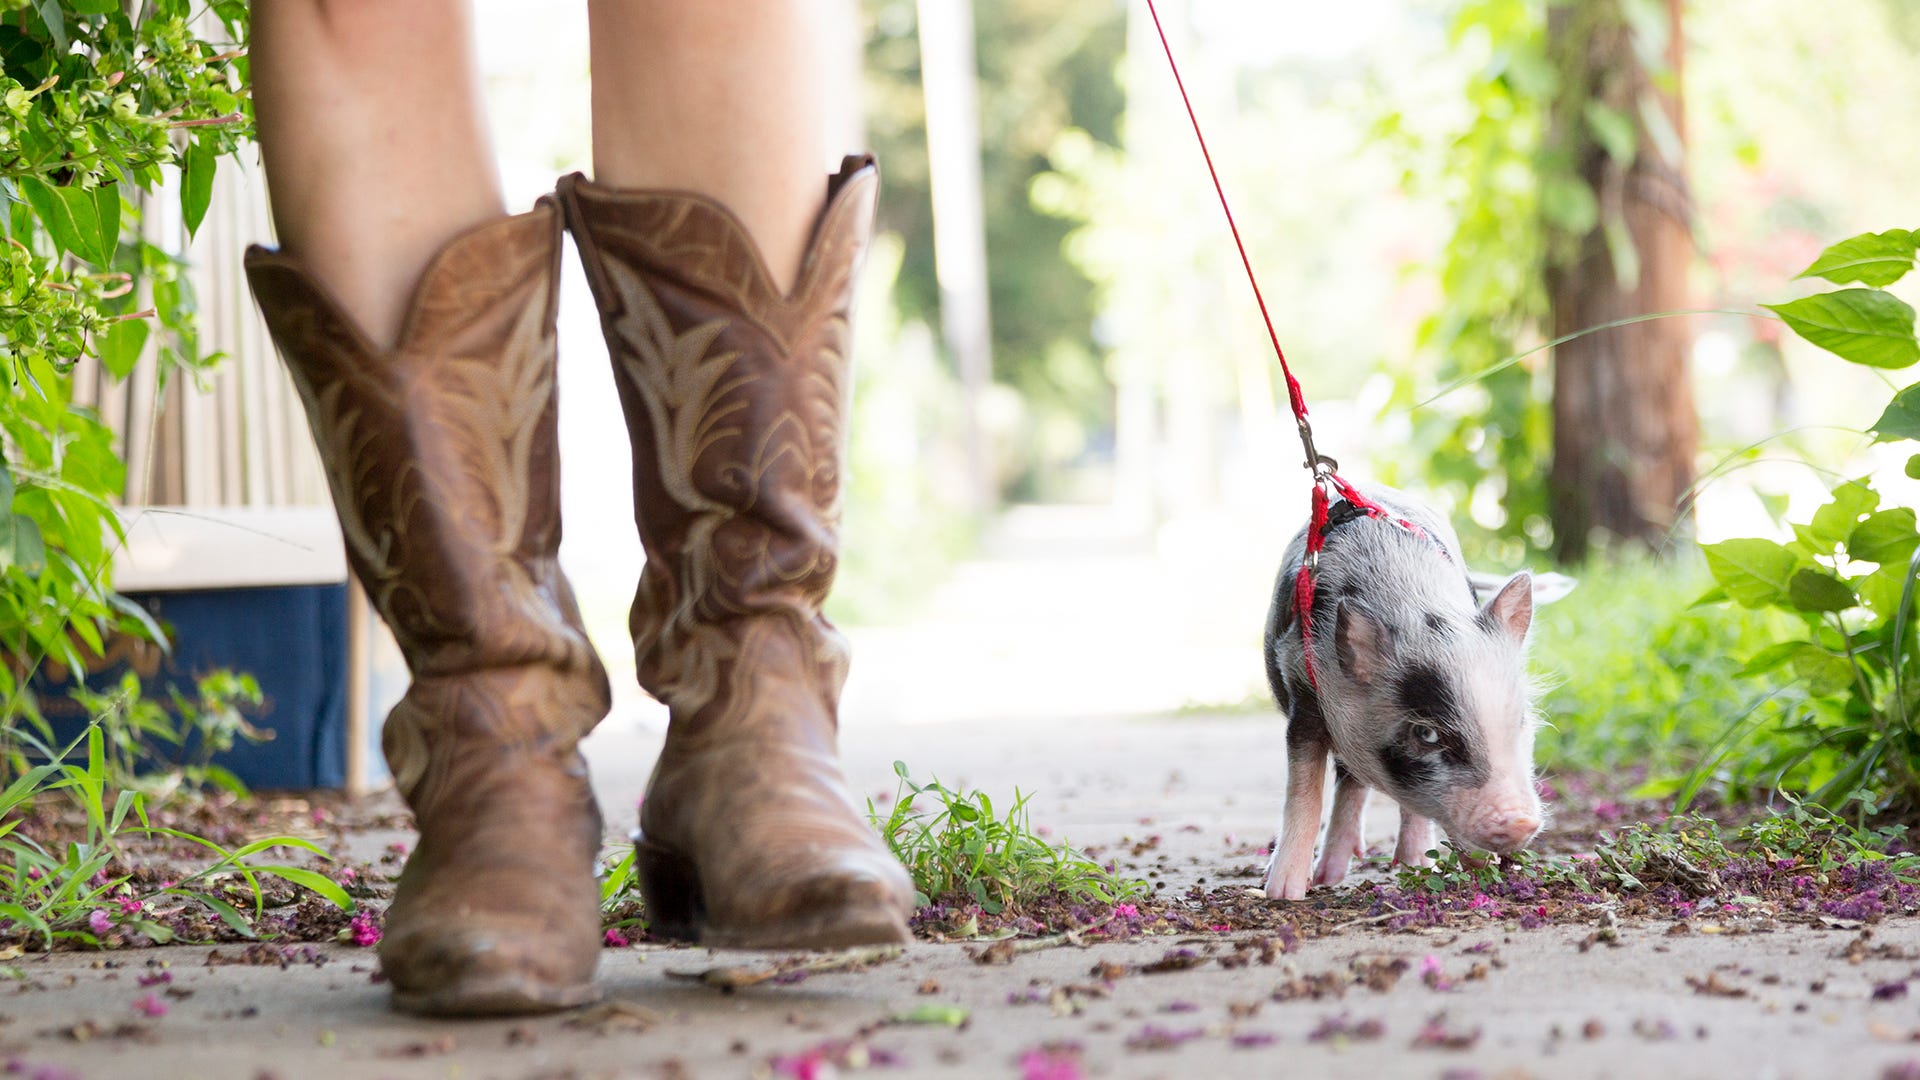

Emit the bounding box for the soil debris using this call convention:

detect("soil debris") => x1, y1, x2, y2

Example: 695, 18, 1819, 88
1686, 973, 1749, 999
379, 1035, 456, 1058
666, 946, 902, 991
563, 1001, 664, 1035
1412, 1011, 1481, 1050
1307, 1013, 1385, 1043
1138, 947, 1207, 974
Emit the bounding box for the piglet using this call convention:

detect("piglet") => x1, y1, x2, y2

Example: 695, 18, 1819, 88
1261, 483, 1543, 900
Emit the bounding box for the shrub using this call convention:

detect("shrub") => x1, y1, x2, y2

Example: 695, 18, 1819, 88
2, 0, 249, 731
1698, 229, 1920, 812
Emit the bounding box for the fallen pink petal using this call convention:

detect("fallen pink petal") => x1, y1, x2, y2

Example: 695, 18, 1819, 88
347, 912, 382, 948
1019, 1043, 1086, 1080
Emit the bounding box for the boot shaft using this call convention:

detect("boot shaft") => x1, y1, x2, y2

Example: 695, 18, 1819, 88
558, 157, 878, 717
245, 201, 603, 703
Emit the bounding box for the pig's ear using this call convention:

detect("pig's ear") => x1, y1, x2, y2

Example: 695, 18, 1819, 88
1483, 572, 1533, 643
1334, 601, 1392, 684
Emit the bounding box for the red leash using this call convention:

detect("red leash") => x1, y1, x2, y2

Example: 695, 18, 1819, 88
1142, 0, 1425, 687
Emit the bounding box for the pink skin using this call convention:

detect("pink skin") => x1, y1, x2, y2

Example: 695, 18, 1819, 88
1267, 778, 1534, 899
1446, 783, 1543, 853
1264, 744, 1327, 901
1394, 812, 1435, 866
1310, 770, 1370, 888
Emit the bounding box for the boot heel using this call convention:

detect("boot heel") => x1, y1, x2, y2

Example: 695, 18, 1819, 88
635, 840, 705, 942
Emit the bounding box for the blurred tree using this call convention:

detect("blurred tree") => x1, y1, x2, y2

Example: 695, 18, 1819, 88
1543, 0, 1698, 562
861, 0, 1127, 490
1378, 0, 1700, 564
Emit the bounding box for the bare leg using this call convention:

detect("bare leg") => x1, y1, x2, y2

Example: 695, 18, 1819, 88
1312, 764, 1370, 887
1395, 811, 1436, 866
251, 0, 504, 350
587, 0, 827, 294
1265, 740, 1328, 901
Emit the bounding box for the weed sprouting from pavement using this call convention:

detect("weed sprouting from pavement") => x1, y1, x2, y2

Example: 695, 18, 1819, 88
0, 723, 353, 950
598, 845, 649, 940
870, 761, 1145, 913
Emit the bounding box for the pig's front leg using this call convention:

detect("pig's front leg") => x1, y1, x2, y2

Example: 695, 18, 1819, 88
1311, 763, 1369, 887
1265, 690, 1330, 900
1264, 740, 1327, 899
1394, 810, 1435, 867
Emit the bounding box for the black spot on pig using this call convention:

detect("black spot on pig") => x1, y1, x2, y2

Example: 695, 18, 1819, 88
1283, 686, 1328, 752
1380, 742, 1440, 792
1395, 665, 1461, 730
1393, 665, 1491, 783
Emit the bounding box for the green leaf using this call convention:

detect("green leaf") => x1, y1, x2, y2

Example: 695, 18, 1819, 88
254, 865, 353, 911
1874, 386, 1920, 442
176, 890, 256, 938
1583, 102, 1637, 165
1860, 562, 1915, 618
1849, 509, 1919, 565
1787, 568, 1856, 612
180, 137, 215, 239
30, 0, 66, 55
96, 318, 149, 379
1797, 229, 1918, 288
1540, 175, 1599, 234
1791, 649, 1853, 697
0, 513, 46, 575
893, 1003, 970, 1027
19, 177, 92, 262
67, 0, 121, 13
1763, 289, 1920, 369
1702, 538, 1800, 609
1689, 584, 1730, 608
1801, 479, 1879, 553
1738, 641, 1814, 678
129, 919, 175, 944
0, 465, 12, 510
18, 178, 118, 267
0, 26, 47, 80
91, 183, 120, 266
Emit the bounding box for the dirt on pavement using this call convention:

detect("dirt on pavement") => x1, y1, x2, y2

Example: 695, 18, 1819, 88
10, 715, 1920, 1079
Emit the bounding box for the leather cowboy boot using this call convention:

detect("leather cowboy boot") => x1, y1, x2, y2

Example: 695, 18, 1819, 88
246, 200, 612, 1014
557, 156, 914, 948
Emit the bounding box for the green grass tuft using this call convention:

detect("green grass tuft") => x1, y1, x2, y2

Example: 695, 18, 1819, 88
870, 761, 1144, 913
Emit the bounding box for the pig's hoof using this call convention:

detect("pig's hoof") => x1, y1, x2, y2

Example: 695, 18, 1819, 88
1263, 870, 1309, 901
1310, 857, 1350, 888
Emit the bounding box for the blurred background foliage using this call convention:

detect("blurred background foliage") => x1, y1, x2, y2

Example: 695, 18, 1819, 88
834, 0, 1920, 809
850, 0, 1920, 549
862, 0, 1128, 497
5, 0, 1920, 818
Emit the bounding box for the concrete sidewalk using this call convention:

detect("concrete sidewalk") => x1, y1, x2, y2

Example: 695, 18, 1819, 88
13, 714, 1920, 1079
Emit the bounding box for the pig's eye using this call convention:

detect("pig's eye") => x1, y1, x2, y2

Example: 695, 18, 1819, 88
1413, 724, 1441, 747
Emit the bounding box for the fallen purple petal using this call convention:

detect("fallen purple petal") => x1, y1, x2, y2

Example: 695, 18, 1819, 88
1231, 1031, 1279, 1048
347, 911, 382, 948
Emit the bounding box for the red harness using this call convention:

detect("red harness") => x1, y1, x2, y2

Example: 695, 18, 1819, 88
1144, 0, 1428, 689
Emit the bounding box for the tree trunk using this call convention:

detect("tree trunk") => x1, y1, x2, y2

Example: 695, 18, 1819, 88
1546, 0, 1698, 564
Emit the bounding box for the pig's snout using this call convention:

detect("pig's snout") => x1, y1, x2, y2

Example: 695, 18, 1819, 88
1454, 795, 1543, 854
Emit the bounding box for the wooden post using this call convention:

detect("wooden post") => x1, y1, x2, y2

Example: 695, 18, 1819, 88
916, 0, 995, 511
